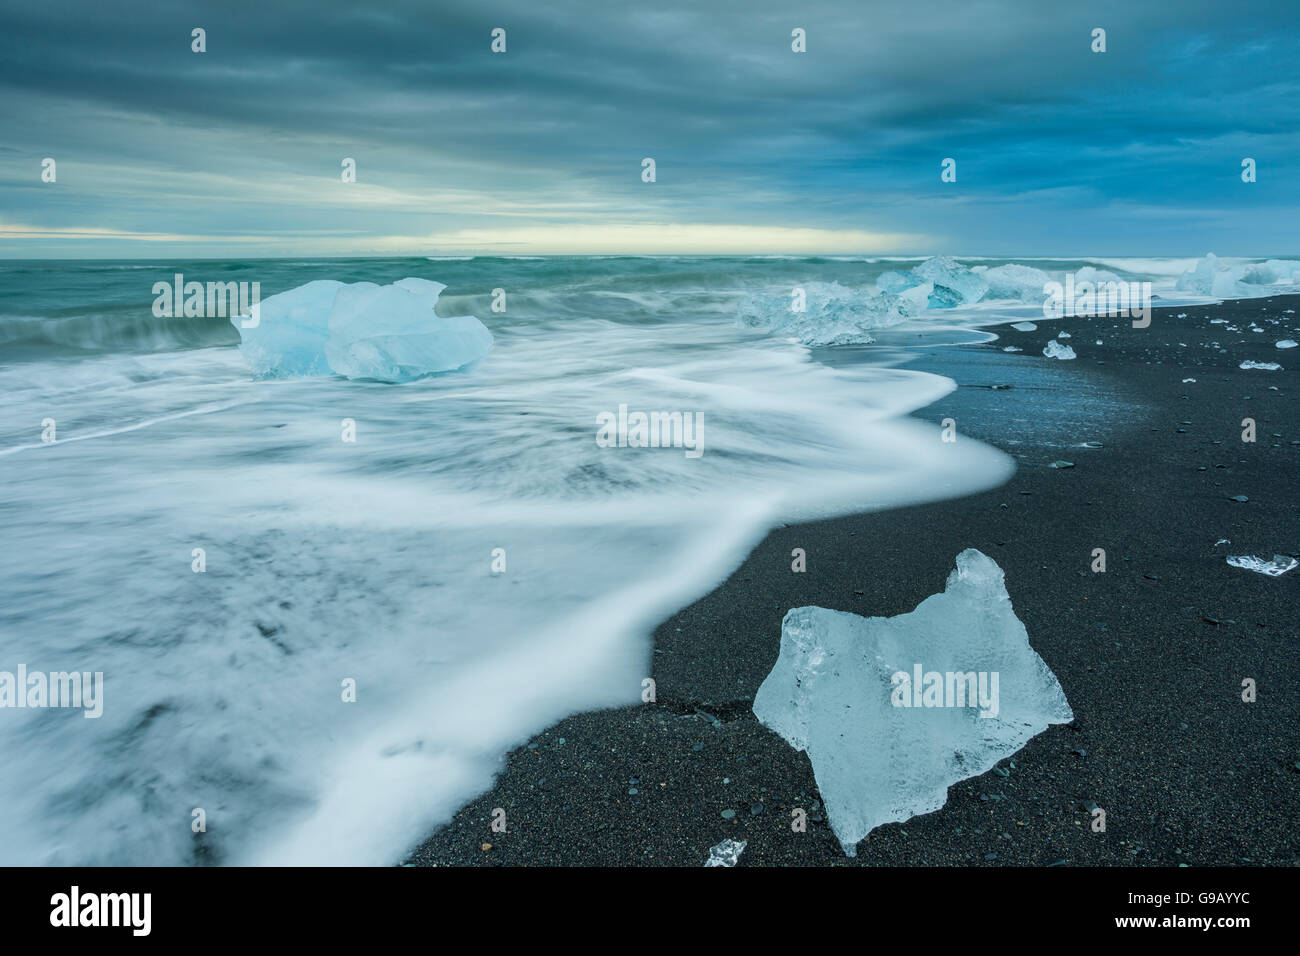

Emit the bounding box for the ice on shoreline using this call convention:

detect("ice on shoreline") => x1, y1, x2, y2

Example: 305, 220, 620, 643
232, 278, 492, 382
753, 549, 1073, 856
736, 253, 1300, 348
1226, 554, 1298, 576
704, 838, 747, 867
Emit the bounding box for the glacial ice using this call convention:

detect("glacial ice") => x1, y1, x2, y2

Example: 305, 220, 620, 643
704, 838, 747, 867
1011, 322, 1037, 331
1239, 360, 1282, 370
231, 278, 492, 382
736, 281, 931, 345
1042, 340, 1076, 360
753, 549, 1073, 856
980, 264, 1051, 302
913, 256, 989, 307
1176, 254, 1300, 299
1277, 340, 1298, 349
1226, 554, 1298, 577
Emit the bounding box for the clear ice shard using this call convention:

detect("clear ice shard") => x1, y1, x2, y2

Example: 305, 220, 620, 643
1226, 554, 1298, 576
1042, 340, 1076, 360
753, 549, 1073, 857
703, 838, 747, 867
232, 277, 492, 382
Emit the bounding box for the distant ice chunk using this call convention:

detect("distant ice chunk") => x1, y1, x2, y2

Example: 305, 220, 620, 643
1239, 360, 1282, 370
736, 281, 930, 346
981, 264, 1051, 303
1226, 554, 1298, 577
1277, 340, 1298, 349
1002, 346, 1023, 352
1011, 321, 1038, 332
1175, 253, 1251, 299
232, 278, 492, 382
753, 549, 1073, 856
912, 256, 989, 307
1043, 340, 1076, 360
703, 838, 747, 867
1074, 265, 1123, 286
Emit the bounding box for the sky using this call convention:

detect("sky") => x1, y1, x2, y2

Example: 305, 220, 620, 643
1, 0, 1297, 258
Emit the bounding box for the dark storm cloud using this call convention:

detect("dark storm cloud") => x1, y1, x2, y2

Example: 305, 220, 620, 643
1, 0, 1297, 255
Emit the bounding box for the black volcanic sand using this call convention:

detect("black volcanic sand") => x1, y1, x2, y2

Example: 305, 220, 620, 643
409, 294, 1300, 867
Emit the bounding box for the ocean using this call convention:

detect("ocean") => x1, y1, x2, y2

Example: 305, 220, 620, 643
0, 254, 1294, 864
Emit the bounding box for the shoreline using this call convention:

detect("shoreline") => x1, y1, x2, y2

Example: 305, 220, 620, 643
408, 294, 1300, 866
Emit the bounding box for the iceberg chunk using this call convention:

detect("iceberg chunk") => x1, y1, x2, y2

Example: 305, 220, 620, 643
1239, 360, 1281, 370
911, 256, 989, 307
231, 278, 492, 382
736, 281, 929, 346
1042, 340, 1076, 360
981, 264, 1051, 302
233, 279, 342, 378
1226, 554, 1298, 577
875, 270, 921, 294
753, 549, 1072, 856
703, 838, 747, 867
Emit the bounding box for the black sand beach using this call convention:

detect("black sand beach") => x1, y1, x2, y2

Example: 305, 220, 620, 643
409, 294, 1300, 867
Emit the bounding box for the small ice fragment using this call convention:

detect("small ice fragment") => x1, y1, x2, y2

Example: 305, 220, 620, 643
1182, 378, 1196, 383
1058, 332, 1071, 339
1095, 340, 1102, 345
1226, 554, 1298, 577
1276, 340, 1297, 349
1049, 460, 1075, 468
1239, 360, 1282, 370
753, 550, 1072, 857
1211, 319, 1228, 324
704, 838, 747, 867
1002, 346, 1023, 353
1043, 340, 1076, 360
1177, 313, 1187, 318
1011, 322, 1037, 331
1214, 538, 1230, 547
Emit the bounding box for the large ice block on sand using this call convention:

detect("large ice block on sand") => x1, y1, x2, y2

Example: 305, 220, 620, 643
753, 549, 1073, 856
232, 278, 492, 382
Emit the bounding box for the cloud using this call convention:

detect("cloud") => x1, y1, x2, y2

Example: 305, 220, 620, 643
1, 0, 1297, 256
